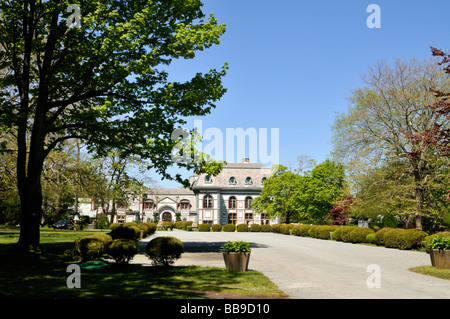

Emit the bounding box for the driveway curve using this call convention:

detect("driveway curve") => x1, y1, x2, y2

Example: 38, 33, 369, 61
132, 230, 450, 299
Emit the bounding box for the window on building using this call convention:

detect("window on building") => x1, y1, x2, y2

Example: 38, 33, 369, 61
245, 213, 253, 223
245, 196, 253, 209
260, 213, 270, 225
203, 194, 213, 208
179, 199, 190, 210
144, 200, 155, 210
228, 196, 236, 209
261, 177, 267, 185
204, 175, 212, 184
229, 176, 236, 185
245, 176, 253, 185
228, 213, 237, 224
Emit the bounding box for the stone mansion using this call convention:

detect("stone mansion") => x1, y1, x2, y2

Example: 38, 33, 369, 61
78, 160, 279, 226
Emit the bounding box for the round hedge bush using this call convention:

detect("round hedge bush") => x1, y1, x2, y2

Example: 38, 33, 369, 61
110, 223, 121, 231
223, 224, 236, 232
236, 223, 249, 232
374, 227, 394, 246
366, 233, 376, 244
108, 225, 137, 240
107, 239, 138, 264
397, 229, 428, 250
271, 224, 281, 233
145, 236, 184, 266
331, 226, 359, 241
292, 224, 311, 237
383, 228, 404, 248
250, 224, 261, 232
316, 225, 339, 240
261, 224, 272, 232
280, 224, 295, 235
346, 228, 374, 243
74, 235, 110, 262
212, 224, 222, 232
198, 223, 211, 232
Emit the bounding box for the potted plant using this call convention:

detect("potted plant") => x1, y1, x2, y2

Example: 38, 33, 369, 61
221, 240, 251, 272
427, 236, 450, 269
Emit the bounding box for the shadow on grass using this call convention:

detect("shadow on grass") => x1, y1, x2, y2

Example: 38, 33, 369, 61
0, 239, 278, 299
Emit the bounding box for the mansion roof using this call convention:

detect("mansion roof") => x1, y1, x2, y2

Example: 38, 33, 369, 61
144, 162, 272, 195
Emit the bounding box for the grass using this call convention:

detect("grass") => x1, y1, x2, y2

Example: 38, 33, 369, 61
409, 266, 450, 280
0, 229, 287, 299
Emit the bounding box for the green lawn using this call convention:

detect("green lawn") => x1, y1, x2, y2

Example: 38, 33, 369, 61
0, 229, 287, 299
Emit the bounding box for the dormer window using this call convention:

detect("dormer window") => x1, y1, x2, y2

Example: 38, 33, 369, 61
245, 176, 253, 185
229, 176, 236, 185
204, 175, 212, 184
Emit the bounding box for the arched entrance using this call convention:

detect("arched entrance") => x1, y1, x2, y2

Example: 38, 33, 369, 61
162, 211, 172, 222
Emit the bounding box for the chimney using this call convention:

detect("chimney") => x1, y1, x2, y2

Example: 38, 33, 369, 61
242, 158, 250, 163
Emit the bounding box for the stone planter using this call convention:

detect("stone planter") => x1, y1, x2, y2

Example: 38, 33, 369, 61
429, 249, 450, 269
223, 252, 251, 272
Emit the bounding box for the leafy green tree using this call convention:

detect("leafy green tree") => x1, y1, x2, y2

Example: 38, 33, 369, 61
295, 160, 345, 223
253, 166, 302, 224
253, 160, 345, 224
0, 0, 227, 250
331, 58, 450, 230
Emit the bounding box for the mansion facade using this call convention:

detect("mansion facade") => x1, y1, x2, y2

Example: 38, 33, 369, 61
79, 160, 279, 226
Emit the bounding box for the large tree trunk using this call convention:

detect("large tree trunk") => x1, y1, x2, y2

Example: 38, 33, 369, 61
16, 172, 43, 251
413, 165, 424, 231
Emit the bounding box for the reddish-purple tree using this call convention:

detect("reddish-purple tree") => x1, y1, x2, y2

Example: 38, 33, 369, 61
405, 47, 450, 159
329, 195, 355, 225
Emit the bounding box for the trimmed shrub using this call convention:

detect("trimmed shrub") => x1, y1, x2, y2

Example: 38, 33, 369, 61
308, 225, 322, 238
163, 221, 174, 230
108, 225, 137, 240
174, 221, 184, 229
397, 229, 428, 250
316, 225, 339, 240
250, 224, 261, 232
292, 224, 311, 237
223, 224, 236, 232
110, 223, 121, 231
145, 236, 184, 266
374, 227, 395, 246
237, 223, 249, 232
347, 228, 374, 243
74, 236, 108, 262
89, 233, 113, 246
383, 228, 404, 248
261, 224, 272, 232
107, 239, 138, 264
198, 223, 211, 232
366, 233, 376, 244
212, 224, 222, 232
332, 226, 359, 242
271, 224, 281, 233
280, 224, 295, 235
123, 222, 137, 228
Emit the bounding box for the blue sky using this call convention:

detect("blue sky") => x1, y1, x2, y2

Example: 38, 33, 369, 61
156, 0, 450, 188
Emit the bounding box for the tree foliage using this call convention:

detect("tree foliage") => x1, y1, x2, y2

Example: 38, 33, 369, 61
253, 160, 345, 224
331, 57, 450, 230
0, 0, 228, 250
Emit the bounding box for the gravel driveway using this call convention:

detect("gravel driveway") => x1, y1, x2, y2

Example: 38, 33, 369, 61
131, 230, 450, 299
